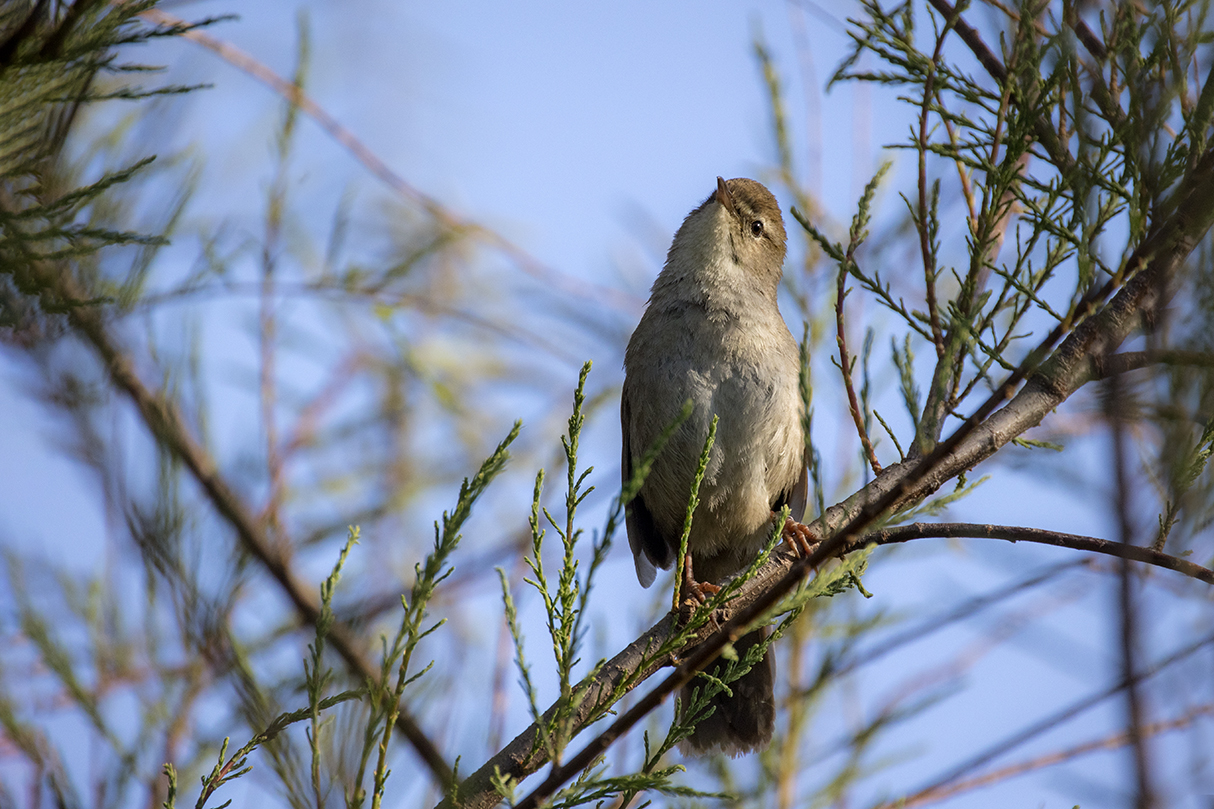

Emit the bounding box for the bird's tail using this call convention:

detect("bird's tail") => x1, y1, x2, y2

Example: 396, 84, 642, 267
678, 627, 775, 756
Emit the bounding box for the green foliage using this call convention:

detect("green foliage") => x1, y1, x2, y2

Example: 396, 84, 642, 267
307, 528, 358, 805
4, 2, 1214, 809
818, 0, 1214, 467
193, 690, 364, 809
366, 423, 520, 808
501, 364, 608, 764
180, 422, 518, 808
0, 3, 216, 333
672, 414, 718, 609
799, 321, 828, 518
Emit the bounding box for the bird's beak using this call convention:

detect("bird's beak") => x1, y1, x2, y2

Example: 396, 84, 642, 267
714, 176, 737, 219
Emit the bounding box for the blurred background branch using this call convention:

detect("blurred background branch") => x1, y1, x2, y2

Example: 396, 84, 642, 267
1, 1, 1213, 808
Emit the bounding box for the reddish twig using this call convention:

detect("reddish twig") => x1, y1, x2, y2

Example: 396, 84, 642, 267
137, 8, 641, 315
918, 19, 952, 359
836, 261, 882, 475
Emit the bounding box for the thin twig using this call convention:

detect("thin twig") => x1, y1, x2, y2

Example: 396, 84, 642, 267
30, 266, 456, 790
856, 523, 1214, 585
137, 8, 641, 315
938, 101, 977, 227
800, 559, 1091, 688
874, 704, 1214, 809
836, 261, 882, 475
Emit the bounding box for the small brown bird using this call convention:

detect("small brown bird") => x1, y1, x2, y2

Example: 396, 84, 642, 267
622, 177, 809, 755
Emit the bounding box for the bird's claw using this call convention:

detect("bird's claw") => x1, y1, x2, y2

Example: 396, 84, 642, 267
678, 555, 722, 627
778, 514, 816, 559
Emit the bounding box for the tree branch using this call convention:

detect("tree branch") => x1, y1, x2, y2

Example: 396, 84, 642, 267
27, 265, 456, 791
836, 258, 882, 475
875, 704, 1214, 809
857, 523, 1214, 585
1063, 8, 1127, 129
880, 627, 1214, 808
1089, 349, 1214, 379
448, 141, 1214, 808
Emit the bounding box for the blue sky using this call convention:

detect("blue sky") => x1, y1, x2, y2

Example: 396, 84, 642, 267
1, 1, 1211, 806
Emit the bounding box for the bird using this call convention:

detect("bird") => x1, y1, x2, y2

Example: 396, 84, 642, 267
621, 176, 810, 755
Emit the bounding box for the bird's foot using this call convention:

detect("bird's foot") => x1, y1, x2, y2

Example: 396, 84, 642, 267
677, 555, 721, 626
777, 514, 816, 559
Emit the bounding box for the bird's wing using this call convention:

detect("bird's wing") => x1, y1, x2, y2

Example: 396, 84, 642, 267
776, 446, 812, 523
622, 387, 672, 588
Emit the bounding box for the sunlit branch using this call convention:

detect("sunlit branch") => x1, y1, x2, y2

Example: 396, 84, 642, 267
457, 143, 1214, 803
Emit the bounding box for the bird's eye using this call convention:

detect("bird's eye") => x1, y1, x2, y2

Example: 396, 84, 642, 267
750, 220, 764, 237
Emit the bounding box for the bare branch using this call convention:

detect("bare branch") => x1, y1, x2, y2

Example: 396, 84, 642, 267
1090, 349, 1214, 379
874, 704, 1214, 809
837, 261, 882, 475
856, 523, 1214, 585
874, 626, 1214, 809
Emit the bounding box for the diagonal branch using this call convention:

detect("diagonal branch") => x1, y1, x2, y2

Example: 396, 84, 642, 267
836, 260, 882, 475
879, 628, 1214, 809
1063, 9, 1127, 129
926, 0, 1075, 172
137, 8, 641, 315
446, 142, 1214, 809
25, 264, 456, 791
875, 703, 1214, 809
